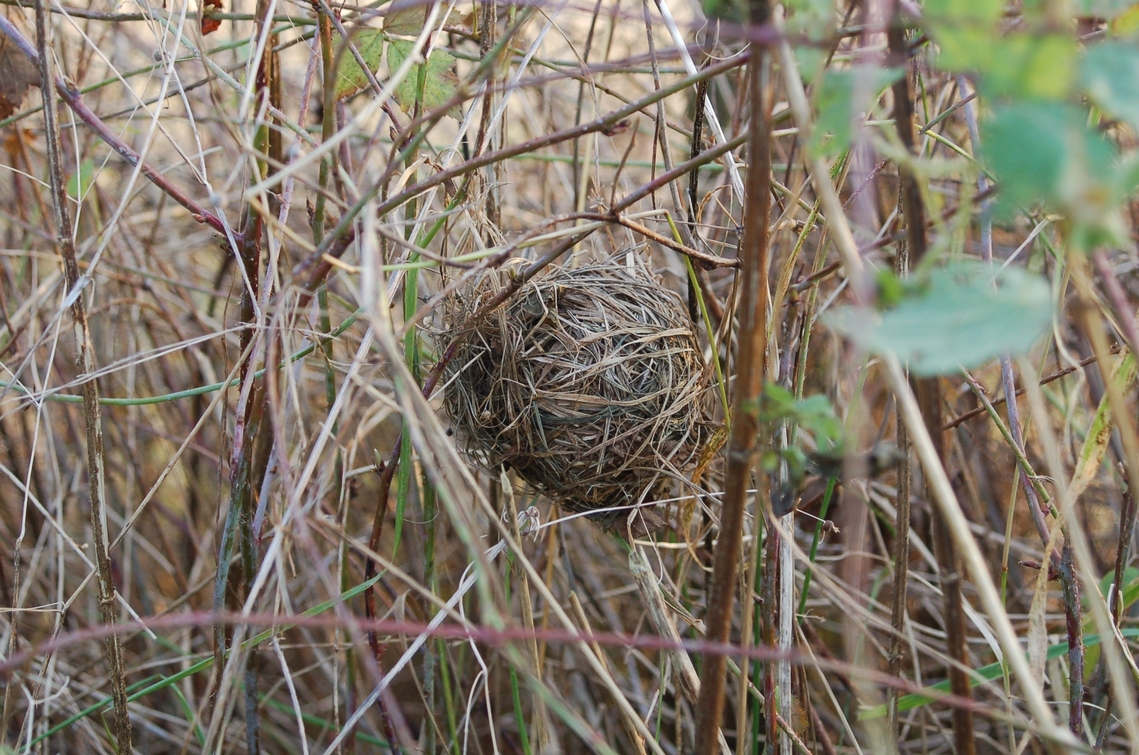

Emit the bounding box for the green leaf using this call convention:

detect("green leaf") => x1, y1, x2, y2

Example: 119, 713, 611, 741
333, 28, 387, 101
981, 101, 1124, 234
825, 262, 1053, 376
986, 34, 1077, 100
1111, 4, 1139, 35
754, 385, 844, 454
384, 0, 429, 35
875, 268, 907, 308
982, 103, 1071, 213
701, 0, 746, 21
792, 46, 826, 85
1081, 41, 1139, 132
67, 158, 96, 200
387, 39, 460, 118
933, 30, 1076, 100
924, 0, 1004, 25
932, 26, 998, 74
809, 67, 902, 157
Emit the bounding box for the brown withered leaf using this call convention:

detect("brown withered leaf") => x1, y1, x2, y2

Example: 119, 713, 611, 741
0, 32, 40, 120
201, 0, 223, 35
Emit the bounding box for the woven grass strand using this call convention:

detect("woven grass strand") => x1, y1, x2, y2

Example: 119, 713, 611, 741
442, 259, 710, 520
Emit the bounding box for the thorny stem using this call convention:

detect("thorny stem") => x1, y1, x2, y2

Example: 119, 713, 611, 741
761, 526, 779, 754
32, 0, 133, 750
885, 223, 912, 735
693, 1, 771, 750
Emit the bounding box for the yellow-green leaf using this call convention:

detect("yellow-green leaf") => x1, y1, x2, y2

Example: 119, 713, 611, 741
387, 39, 460, 118
933, 30, 1076, 101
333, 28, 386, 101
987, 34, 1077, 100
1069, 353, 1138, 504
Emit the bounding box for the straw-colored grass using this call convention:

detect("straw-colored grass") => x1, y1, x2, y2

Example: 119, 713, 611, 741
441, 257, 711, 524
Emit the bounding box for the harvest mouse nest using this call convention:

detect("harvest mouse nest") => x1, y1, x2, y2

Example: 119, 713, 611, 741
441, 259, 712, 522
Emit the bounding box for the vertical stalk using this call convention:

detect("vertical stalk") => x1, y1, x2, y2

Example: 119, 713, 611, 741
693, 4, 771, 750
886, 40, 913, 739
211, 1, 279, 750
888, 14, 974, 754
33, 1, 132, 750
886, 284, 911, 737
761, 524, 779, 755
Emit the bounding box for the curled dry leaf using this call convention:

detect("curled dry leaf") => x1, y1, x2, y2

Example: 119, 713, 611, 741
201, 0, 223, 35
0, 18, 40, 120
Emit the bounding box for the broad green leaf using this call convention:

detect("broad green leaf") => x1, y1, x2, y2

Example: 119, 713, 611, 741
1120, 153, 1139, 196
932, 26, 998, 74
809, 67, 902, 157
333, 28, 387, 101
384, 0, 429, 35
792, 46, 826, 85
981, 102, 1122, 232
933, 30, 1076, 100
387, 39, 460, 118
985, 34, 1076, 100
1081, 42, 1139, 132
825, 263, 1053, 376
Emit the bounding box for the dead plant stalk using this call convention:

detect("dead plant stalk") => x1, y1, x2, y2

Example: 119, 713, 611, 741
693, 3, 772, 750
32, 0, 132, 750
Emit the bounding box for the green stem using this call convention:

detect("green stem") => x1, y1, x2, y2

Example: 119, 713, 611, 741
797, 477, 837, 619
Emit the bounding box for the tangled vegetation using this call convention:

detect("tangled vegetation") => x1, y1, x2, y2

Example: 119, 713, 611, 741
1, 0, 1138, 752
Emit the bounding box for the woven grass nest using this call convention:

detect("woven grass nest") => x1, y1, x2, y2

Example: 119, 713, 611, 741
441, 259, 711, 524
